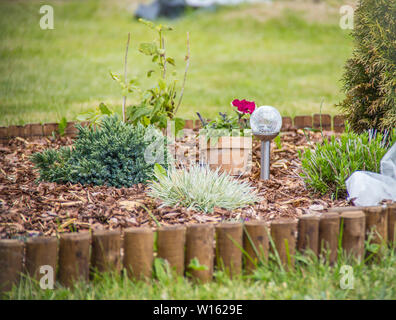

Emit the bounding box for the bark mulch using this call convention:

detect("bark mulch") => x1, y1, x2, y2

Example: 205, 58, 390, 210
0, 129, 349, 239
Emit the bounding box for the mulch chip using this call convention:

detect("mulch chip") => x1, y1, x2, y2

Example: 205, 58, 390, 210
0, 130, 349, 239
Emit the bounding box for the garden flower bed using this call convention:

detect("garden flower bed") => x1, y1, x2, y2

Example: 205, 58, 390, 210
0, 128, 349, 240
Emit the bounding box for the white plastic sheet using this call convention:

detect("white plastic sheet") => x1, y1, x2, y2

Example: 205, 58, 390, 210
346, 142, 396, 206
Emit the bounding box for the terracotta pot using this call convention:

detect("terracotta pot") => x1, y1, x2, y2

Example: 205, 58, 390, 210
199, 136, 252, 176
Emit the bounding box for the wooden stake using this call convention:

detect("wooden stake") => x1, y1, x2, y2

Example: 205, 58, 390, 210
185, 224, 214, 282
91, 230, 121, 273
0, 240, 24, 294
122, 33, 130, 122
297, 214, 320, 256
387, 203, 396, 244
363, 206, 388, 245
243, 221, 269, 273
58, 232, 91, 287
340, 211, 365, 260
25, 236, 57, 281
157, 225, 186, 276
215, 223, 243, 277
319, 212, 340, 264
123, 228, 154, 280
270, 219, 297, 269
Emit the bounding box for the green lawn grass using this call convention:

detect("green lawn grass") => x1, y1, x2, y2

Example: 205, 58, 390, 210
0, 0, 353, 126
5, 244, 396, 300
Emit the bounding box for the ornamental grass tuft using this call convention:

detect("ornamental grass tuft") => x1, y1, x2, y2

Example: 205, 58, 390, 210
148, 164, 260, 213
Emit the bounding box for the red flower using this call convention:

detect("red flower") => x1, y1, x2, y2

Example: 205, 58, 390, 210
232, 99, 256, 114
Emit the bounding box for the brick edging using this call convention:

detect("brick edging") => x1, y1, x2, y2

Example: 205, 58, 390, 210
0, 115, 345, 140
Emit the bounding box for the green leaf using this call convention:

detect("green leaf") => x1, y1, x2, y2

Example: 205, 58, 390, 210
109, 71, 121, 82
158, 115, 168, 129
174, 117, 185, 136
154, 163, 167, 178
147, 70, 155, 78
158, 79, 166, 91
188, 257, 208, 271
130, 106, 152, 122
138, 18, 155, 29
76, 113, 92, 122
166, 57, 175, 66
139, 42, 157, 56
58, 117, 68, 136
98, 103, 112, 116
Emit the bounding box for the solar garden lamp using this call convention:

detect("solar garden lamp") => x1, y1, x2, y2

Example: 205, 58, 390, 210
250, 106, 282, 180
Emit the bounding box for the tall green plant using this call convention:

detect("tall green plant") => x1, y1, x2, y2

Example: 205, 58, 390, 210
110, 19, 189, 135
338, 0, 396, 132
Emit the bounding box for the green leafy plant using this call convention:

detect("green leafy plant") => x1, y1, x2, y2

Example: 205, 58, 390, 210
299, 122, 396, 198
338, 0, 396, 132
149, 164, 260, 213
274, 135, 282, 150
76, 103, 114, 127
31, 115, 170, 188
58, 117, 68, 136
110, 19, 190, 135
198, 99, 255, 145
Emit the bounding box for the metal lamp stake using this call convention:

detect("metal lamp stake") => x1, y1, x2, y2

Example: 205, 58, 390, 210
250, 106, 282, 181
261, 140, 270, 180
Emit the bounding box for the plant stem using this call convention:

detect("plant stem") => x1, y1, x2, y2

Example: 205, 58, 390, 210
174, 31, 190, 116
162, 37, 166, 79
122, 33, 130, 122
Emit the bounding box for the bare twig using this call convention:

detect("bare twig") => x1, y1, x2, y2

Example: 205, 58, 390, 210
174, 31, 190, 115
162, 37, 166, 79
122, 33, 131, 122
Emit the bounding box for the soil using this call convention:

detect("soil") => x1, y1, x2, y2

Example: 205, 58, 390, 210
0, 129, 349, 240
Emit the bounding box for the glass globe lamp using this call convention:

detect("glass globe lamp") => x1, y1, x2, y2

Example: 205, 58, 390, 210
250, 106, 282, 180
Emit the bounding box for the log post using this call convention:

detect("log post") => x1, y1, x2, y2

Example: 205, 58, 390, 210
243, 221, 269, 273
297, 215, 320, 256
58, 232, 91, 287
319, 212, 340, 264
123, 228, 154, 280
270, 219, 297, 269
91, 230, 121, 273
340, 211, 365, 261
0, 240, 24, 294
157, 225, 186, 276
185, 224, 214, 282
215, 223, 243, 277
363, 206, 388, 245
387, 203, 396, 244
25, 237, 58, 281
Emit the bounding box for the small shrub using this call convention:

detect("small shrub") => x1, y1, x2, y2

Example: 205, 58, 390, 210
31, 115, 169, 187
338, 0, 396, 132
148, 164, 260, 213
299, 124, 396, 198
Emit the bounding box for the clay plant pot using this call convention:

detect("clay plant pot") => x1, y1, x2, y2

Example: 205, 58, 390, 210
199, 136, 252, 176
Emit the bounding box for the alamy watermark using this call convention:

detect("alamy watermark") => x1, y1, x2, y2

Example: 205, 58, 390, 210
39, 265, 54, 290
339, 265, 354, 290
339, 5, 354, 30
39, 5, 54, 30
